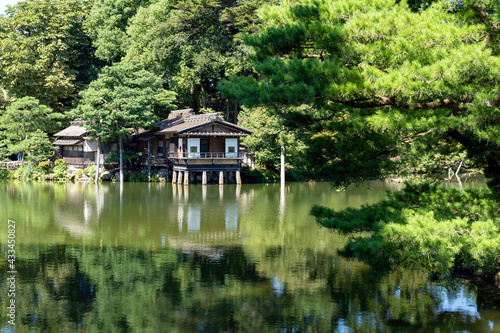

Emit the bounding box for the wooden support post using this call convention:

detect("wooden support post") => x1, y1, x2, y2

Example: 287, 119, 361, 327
280, 144, 285, 185
219, 171, 224, 185
172, 170, 177, 184
119, 135, 124, 183
184, 171, 189, 185
95, 139, 100, 183
202, 171, 207, 185
147, 139, 151, 182
178, 170, 183, 184
236, 170, 241, 185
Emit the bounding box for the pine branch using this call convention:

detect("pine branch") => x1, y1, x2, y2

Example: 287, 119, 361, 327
333, 96, 467, 112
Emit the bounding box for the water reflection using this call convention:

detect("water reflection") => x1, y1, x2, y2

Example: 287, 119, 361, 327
0, 178, 497, 332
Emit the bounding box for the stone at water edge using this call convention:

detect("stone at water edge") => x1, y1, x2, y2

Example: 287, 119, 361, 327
100, 171, 112, 180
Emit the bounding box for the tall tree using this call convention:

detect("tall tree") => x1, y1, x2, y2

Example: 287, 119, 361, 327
0, 0, 96, 113
74, 61, 176, 182
123, 0, 267, 117
84, 0, 152, 64
220, 0, 500, 190
238, 106, 309, 173
0, 97, 62, 161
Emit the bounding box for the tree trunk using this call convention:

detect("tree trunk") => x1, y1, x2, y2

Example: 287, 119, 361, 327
119, 135, 124, 183
201, 79, 206, 109
190, 84, 200, 112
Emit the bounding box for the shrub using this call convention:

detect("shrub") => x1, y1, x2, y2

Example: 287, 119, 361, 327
83, 163, 96, 178
53, 160, 68, 179
35, 161, 52, 174
0, 169, 13, 179
150, 173, 159, 182
15, 163, 36, 180
129, 173, 148, 182
76, 169, 83, 179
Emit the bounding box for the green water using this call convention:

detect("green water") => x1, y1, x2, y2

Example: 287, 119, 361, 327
0, 178, 499, 332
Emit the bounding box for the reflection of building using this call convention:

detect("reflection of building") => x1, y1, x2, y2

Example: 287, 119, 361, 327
134, 109, 253, 184
53, 119, 117, 168
172, 186, 241, 243
55, 183, 106, 238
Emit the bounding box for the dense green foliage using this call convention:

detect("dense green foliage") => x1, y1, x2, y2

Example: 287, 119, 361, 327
74, 61, 173, 178
84, 0, 152, 64
238, 106, 309, 173
0, 97, 61, 161
0, 0, 267, 163
221, 0, 500, 188
0, 0, 499, 287
123, 0, 262, 116
0, 0, 95, 113
313, 182, 500, 280
75, 61, 171, 142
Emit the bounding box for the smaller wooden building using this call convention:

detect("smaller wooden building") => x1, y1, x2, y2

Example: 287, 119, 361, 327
53, 119, 117, 168
135, 109, 253, 184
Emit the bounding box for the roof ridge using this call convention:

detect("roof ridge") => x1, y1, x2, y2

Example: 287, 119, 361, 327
185, 113, 223, 122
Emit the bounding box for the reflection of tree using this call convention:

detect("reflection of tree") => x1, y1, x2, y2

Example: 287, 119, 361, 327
0, 245, 95, 332
1, 181, 498, 332
1, 244, 496, 332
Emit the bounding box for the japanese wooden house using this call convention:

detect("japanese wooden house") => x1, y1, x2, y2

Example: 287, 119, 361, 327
53, 119, 117, 168
134, 109, 253, 184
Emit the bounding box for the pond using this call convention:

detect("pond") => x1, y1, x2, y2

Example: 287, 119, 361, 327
0, 177, 498, 332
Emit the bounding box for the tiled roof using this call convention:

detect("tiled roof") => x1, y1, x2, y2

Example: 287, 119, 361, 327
184, 131, 249, 137
53, 138, 83, 145
134, 110, 253, 138
156, 120, 209, 134
54, 126, 87, 137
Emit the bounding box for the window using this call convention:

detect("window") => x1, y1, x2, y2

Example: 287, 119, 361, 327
225, 138, 237, 158
157, 140, 164, 157
64, 145, 82, 152
187, 138, 200, 157
201, 139, 209, 153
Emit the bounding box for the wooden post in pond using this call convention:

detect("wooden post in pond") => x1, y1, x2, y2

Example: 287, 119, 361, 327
236, 170, 241, 185
147, 138, 151, 182
95, 139, 100, 183
202, 171, 207, 185
219, 171, 224, 185
184, 171, 189, 185
172, 170, 177, 184
178, 171, 183, 184
280, 144, 285, 185
119, 135, 124, 183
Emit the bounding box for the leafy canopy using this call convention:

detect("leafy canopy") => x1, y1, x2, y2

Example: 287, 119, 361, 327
75, 61, 175, 142
220, 0, 500, 188
312, 182, 500, 280
0, 97, 61, 161
0, 0, 95, 112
